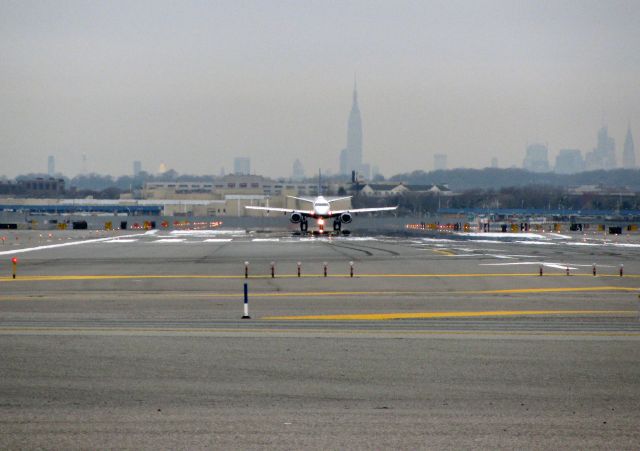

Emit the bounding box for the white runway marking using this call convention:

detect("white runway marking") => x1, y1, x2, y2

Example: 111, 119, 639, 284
419, 238, 456, 243
480, 261, 580, 270
153, 239, 186, 243
171, 229, 246, 236
548, 233, 571, 239
252, 238, 280, 242
203, 238, 233, 242
563, 241, 640, 249
104, 239, 138, 243
457, 232, 548, 239
0, 234, 145, 256
335, 237, 379, 241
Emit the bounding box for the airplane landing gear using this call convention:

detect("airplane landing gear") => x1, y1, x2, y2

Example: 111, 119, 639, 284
300, 220, 308, 233
333, 219, 342, 232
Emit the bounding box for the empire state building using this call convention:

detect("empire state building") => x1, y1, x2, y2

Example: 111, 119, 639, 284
339, 83, 369, 178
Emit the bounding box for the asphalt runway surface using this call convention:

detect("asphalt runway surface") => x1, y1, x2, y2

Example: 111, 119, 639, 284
1, 228, 640, 449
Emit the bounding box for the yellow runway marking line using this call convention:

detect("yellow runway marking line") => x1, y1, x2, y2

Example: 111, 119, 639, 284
264, 310, 637, 321
1, 273, 639, 282
463, 286, 640, 294
186, 289, 640, 298
431, 249, 456, 256
0, 274, 244, 282
354, 273, 640, 278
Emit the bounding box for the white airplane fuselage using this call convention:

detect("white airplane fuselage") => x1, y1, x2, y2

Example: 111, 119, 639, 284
310, 196, 331, 217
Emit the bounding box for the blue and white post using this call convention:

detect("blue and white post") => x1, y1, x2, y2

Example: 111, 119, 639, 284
242, 283, 251, 319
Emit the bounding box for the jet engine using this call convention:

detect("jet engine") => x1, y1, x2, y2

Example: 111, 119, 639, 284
290, 212, 303, 223
340, 212, 353, 224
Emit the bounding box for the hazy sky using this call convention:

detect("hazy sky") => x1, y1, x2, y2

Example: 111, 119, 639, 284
1, 0, 639, 178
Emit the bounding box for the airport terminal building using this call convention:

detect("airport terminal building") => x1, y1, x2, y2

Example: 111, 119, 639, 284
0, 174, 348, 219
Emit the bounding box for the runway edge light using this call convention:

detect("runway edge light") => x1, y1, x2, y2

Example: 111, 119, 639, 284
241, 283, 251, 319
11, 257, 18, 279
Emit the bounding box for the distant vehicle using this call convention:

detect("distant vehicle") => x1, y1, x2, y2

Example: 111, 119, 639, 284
245, 195, 397, 234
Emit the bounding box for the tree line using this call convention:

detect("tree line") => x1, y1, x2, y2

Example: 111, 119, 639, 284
389, 168, 640, 191
353, 185, 640, 215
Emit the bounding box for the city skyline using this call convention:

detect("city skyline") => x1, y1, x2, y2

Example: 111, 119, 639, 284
1, 1, 639, 178
32, 121, 636, 179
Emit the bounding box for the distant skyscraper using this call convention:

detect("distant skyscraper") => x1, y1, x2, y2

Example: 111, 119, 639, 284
133, 160, 142, 177
339, 149, 348, 175
554, 149, 584, 174
47, 155, 55, 176
433, 154, 447, 171
339, 81, 365, 177
491, 157, 498, 168
359, 163, 371, 180
585, 126, 616, 170
234, 157, 250, 175
523, 143, 550, 172
292, 159, 305, 181
622, 125, 636, 169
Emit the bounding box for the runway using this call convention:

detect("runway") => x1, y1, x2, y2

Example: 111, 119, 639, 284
1, 228, 640, 448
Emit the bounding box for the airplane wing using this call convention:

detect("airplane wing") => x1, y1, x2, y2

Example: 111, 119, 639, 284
331, 206, 398, 215
327, 196, 353, 203
244, 206, 314, 215
286, 196, 315, 203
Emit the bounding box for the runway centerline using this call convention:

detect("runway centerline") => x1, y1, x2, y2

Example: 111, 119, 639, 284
263, 309, 637, 321
1, 273, 638, 283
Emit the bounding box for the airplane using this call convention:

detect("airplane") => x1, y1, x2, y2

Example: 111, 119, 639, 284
245, 195, 397, 234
